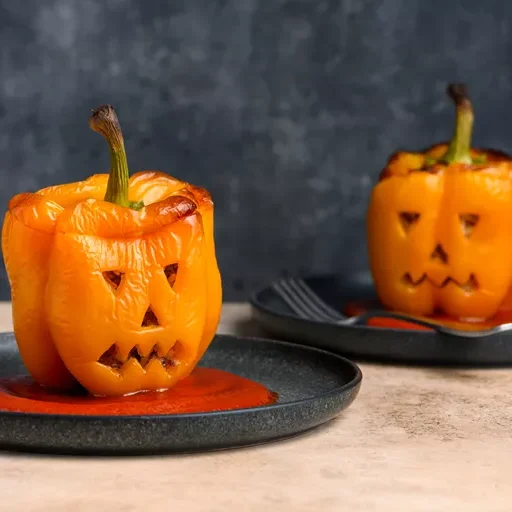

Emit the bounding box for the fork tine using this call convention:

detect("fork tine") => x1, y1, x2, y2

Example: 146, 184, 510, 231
291, 278, 346, 321
284, 279, 340, 321
273, 279, 335, 321
275, 279, 338, 322
285, 279, 333, 321
271, 280, 317, 320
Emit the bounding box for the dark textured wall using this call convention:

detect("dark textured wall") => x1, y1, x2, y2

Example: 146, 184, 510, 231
1, 0, 511, 300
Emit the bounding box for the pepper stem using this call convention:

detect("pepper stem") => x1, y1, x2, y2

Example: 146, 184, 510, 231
438, 84, 475, 165
89, 105, 143, 210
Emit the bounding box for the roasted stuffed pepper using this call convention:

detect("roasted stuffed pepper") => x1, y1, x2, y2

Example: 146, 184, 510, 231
367, 84, 512, 320
2, 105, 222, 396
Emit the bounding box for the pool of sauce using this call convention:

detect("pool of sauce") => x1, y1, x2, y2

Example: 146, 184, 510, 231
344, 300, 512, 331
0, 368, 278, 416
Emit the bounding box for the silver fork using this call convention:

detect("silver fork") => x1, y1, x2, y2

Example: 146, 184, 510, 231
271, 277, 512, 338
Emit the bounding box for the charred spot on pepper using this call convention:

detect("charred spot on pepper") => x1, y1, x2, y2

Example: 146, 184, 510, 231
141, 307, 160, 328
430, 244, 449, 264
399, 212, 420, 233
97, 342, 182, 371
103, 270, 124, 291
418, 155, 440, 171
460, 214, 479, 238
164, 263, 178, 288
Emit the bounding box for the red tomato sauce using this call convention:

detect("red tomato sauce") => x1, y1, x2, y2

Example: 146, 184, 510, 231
0, 368, 278, 416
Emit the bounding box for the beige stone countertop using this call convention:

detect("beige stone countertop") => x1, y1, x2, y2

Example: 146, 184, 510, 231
0, 302, 511, 512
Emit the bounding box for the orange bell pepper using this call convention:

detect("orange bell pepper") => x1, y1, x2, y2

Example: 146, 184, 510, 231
367, 84, 512, 320
2, 105, 222, 396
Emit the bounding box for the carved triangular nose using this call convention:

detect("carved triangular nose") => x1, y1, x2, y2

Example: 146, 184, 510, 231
430, 244, 448, 264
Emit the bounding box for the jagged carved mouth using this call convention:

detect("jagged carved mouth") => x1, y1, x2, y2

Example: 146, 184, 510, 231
97, 342, 183, 373
402, 273, 478, 292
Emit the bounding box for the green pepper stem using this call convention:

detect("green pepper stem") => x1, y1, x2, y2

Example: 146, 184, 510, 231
439, 84, 474, 165
89, 105, 143, 210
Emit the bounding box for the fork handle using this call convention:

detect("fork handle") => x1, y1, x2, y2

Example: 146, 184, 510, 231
347, 310, 439, 331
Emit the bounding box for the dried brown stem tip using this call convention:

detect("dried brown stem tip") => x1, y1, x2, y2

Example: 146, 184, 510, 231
89, 104, 124, 152
89, 104, 143, 209
447, 84, 471, 110
439, 83, 474, 165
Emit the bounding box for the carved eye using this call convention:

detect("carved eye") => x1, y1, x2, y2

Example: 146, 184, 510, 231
399, 212, 420, 233
164, 263, 178, 288
103, 271, 124, 292
459, 214, 479, 238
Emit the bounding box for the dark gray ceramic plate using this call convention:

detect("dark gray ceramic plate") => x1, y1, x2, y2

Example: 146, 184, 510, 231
0, 332, 361, 455
250, 272, 512, 366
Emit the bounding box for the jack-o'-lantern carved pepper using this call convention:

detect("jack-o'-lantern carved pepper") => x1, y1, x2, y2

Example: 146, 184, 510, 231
2, 105, 222, 396
367, 84, 512, 320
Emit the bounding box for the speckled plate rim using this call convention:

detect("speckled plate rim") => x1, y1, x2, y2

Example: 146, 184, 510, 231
0, 333, 363, 454
0, 333, 363, 421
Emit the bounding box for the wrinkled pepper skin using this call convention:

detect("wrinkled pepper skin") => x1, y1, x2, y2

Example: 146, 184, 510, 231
367, 143, 512, 320
2, 172, 222, 396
